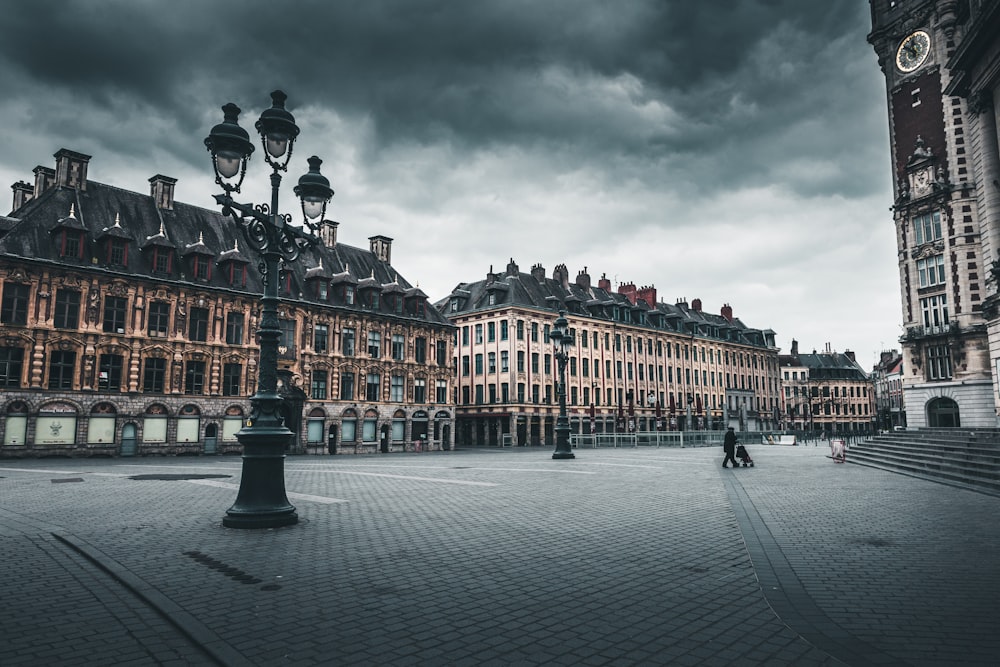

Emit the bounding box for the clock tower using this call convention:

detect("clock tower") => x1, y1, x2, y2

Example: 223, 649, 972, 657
867, 0, 997, 428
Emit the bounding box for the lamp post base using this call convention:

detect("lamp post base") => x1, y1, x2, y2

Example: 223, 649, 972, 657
223, 427, 298, 529
552, 450, 576, 460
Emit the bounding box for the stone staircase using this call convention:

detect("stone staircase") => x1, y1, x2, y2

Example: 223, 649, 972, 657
847, 428, 1000, 496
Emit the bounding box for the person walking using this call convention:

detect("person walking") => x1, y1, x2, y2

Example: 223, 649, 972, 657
723, 427, 738, 469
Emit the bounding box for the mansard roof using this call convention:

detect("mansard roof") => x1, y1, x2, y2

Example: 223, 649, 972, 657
1, 173, 450, 327
795, 352, 868, 381
437, 264, 776, 349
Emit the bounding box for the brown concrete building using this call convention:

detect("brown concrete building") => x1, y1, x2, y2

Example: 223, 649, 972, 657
0, 149, 455, 457
868, 0, 1000, 427
439, 260, 781, 446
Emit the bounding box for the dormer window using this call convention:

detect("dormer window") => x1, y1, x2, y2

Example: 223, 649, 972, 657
192, 255, 212, 281
281, 272, 294, 296
317, 281, 329, 300
488, 293, 496, 306
394, 295, 403, 314
106, 239, 128, 266
225, 263, 247, 287
152, 247, 173, 274
370, 291, 380, 310
450, 298, 459, 312
62, 231, 83, 259
345, 285, 355, 305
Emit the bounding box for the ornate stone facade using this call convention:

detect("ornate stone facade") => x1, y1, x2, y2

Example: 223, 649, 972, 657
0, 149, 455, 457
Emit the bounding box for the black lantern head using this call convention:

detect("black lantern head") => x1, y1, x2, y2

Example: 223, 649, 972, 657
255, 90, 300, 170
552, 311, 573, 353
205, 103, 255, 192
294, 155, 335, 227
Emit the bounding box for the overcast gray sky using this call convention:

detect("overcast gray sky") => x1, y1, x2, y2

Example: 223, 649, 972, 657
0, 0, 900, 367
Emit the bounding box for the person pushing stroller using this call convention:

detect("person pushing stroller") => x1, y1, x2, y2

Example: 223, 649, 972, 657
723, 427, 738, 468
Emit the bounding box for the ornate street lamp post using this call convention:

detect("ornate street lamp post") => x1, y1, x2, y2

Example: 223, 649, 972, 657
550, 311, 575, 459
204, 91, 334, 528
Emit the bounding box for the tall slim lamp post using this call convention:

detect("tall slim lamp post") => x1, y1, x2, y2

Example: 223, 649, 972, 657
550, 311, 575, 459
204, 91, 335, 528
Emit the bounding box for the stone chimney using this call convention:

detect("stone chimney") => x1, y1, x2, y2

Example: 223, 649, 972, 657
791, 339, 799, 356
618, 282, 637, 305
319, 220, 339, 248
369, 235, 392, 263
149, 175, 177, 210
506, 258, 519, 276
11, 181, 33, 212
636, 285, 657, 307
530, 263, 546, 282
553, 263, 570, 289
845, 350, 856, 363
691, 298, 702, 312
721, 303, 733, 322
597, 273, 611, 291
54, 148, 91, 191
486, 265, 497, 285
33, 166, 55, 198
676, 297, 688, 308
576, 267, 591, 290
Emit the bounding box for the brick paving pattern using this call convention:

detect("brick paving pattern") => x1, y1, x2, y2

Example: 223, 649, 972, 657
1, 444, 997, 665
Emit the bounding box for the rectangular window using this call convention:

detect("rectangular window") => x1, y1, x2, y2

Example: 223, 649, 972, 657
914, 211, 943, 245
0, 347, 25, 388
345, 285, 355, 305
366, 373, 381, 401
487, 322, 496, 342
53, 289, 80, 329
544, 354, 552, 374
391, 374, 404, 402
436, 380, 448, 403
102, 296, 128, 333
184, 361, 206, 395
501, 351, 509, 373
927, 345, 952, 380
462, 355, 470, 376
920, 294, 950, 332
414, 378, 426, 403
517, 351, 525, 372
47, 350, 75, 390
436, 340, 448, 366
916, 255, 946, 288
475, 324, 483, 343
500, 320, 508, 340
189, 307, 209, 342
415, 337, 427, 363
488, 352, 496, 373
368, 331, 381, 358
314, 324, 329, 353
392, 334, 405, 361
531, 353, 539, 373
342, 328, 356, 356
462, 326, 469, 346
148, 302, 170, 337
98, 354, 123, 392
62, 231, 82, 259
475, 353, 483, 374
143, 357, 166, 393
223, 363, 242, 396
0, 283, 29, 325
279, 319, 296, 358
192, 255, 211, 280
153, 248, 171, 274
225, 312, 244, 345
340, 372, 355, 400
517, 320, 524, 340
311, 370, 328, 400
107, 239, 127, 266
531, 322, 539, 342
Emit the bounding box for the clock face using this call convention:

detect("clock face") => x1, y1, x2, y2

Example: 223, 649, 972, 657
896, 30, 931, 73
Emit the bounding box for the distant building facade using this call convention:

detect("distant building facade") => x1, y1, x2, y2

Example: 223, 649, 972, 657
0, 149, 455, 457
868, 0, 1000, 427
873, 349, 907, 430
779, 341, 875, 435
438, 260, 781, 446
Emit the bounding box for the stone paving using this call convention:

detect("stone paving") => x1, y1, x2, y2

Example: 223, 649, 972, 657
0, 443, 998, 666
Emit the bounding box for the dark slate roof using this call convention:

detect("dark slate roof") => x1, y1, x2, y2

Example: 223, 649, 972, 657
1, 179, 450, 327
436, 266, 775, 349
794, 353, 868, 381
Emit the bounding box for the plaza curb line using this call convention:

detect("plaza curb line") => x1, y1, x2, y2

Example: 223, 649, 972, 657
52, 532, 252, 667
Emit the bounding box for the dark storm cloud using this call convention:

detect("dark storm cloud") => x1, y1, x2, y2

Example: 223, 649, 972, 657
2, 0, 879, 198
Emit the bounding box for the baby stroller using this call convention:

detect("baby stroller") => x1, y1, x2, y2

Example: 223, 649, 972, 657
736, 444, 754, 467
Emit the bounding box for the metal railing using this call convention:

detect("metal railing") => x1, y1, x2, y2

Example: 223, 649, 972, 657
570, 430, 728, 448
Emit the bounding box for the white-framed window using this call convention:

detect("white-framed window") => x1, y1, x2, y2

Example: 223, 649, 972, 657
920, 294, 949, 331
913, 211, 942, 245
391, 374, 404, 402
916, 255, 946, 288
927, 344, 952, 380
